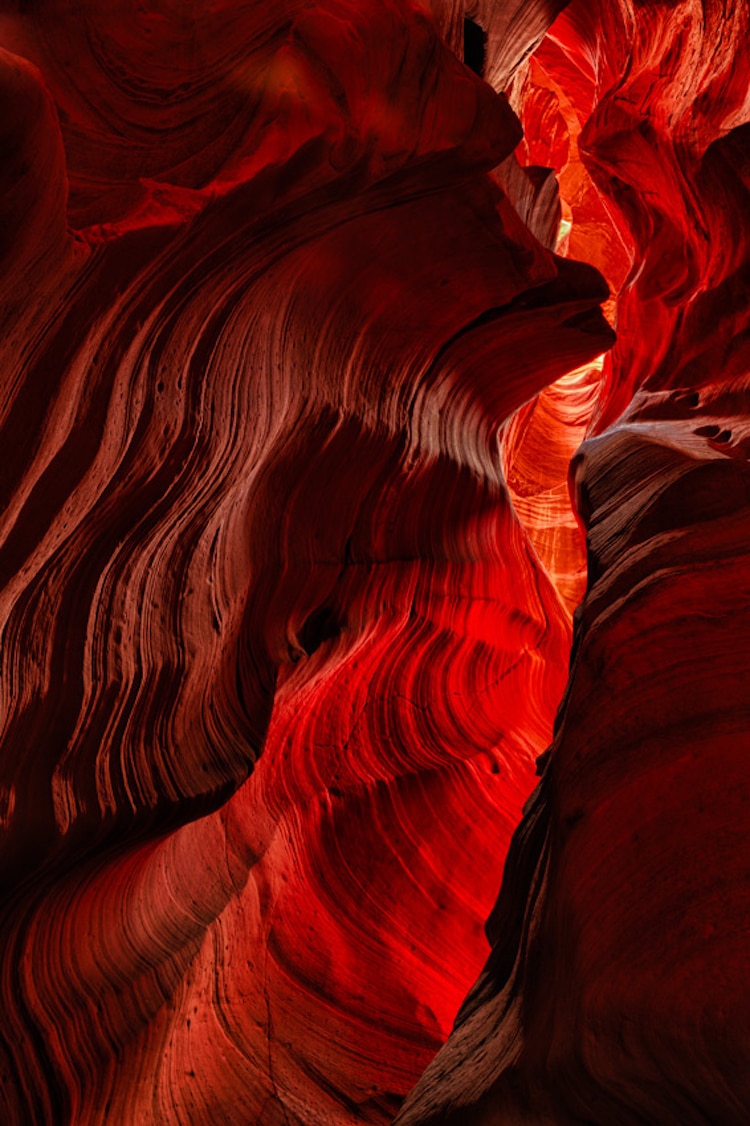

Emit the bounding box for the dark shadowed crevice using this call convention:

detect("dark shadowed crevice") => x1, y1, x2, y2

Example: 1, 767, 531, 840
463, 18, 487, 77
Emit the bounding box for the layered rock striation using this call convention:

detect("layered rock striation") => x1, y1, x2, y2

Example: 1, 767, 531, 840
0, 0, 747, 1123
0, 2, 612, 1122
397, 0, 750, 1122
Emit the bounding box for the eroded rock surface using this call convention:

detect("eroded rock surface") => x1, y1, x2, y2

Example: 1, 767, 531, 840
397, 1, 750, 1123
0, 2, 613, 1122
1, 0, 747, 1123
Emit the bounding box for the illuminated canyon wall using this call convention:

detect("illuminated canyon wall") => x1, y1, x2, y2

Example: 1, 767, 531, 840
0, 1, 748, 1123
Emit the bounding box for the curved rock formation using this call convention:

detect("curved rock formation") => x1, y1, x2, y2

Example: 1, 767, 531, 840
0, 2, 613, 1122
396, 1, 750, 1123
1, 0, 747, 1123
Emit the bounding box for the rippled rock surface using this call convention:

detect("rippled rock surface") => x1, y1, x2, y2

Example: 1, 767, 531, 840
397, 1, 750, 1123
0, 0, 747, 1123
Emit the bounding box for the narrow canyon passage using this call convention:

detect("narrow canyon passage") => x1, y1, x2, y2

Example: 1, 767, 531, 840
0, 2, 748, 1124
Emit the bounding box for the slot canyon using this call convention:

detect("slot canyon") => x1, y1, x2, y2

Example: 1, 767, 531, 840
0, 0, 748, 1123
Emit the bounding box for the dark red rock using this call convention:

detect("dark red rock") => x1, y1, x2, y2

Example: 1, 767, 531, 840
0, 2, 616, 1122
1, 0, 747, 1122
397, 1, 750, 1123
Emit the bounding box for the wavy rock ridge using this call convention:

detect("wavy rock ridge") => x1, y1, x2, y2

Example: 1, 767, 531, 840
0, 0, 747, 1123
397, 0, 750, 1123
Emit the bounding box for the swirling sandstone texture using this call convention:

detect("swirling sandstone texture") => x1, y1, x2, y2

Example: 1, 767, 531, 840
396, 1, 750, 1124
0, 2, 747, 1125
